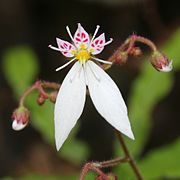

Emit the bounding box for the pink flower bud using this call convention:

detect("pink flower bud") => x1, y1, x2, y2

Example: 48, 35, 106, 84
12, 106, 30, 131
49, 91, 58, 103
114, 51, 128, 65
151, 51, 172, 72
37, 94, 46, 105
96, 173, 118, 180
129, 47, 142, 56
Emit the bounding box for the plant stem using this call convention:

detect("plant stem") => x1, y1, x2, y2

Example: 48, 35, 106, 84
19, 81, 60, 107
115, 130, 144, 180
102, 34, 157, 70
99, 156, 129, 168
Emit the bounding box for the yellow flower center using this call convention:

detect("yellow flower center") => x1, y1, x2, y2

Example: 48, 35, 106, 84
73, 44, 91, 64
76, 50, 90, 63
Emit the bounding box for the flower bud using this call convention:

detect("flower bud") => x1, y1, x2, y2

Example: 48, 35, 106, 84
151, 51, 172, 72
49, 91, 58, 103
96, 173, 117, 180
114, 51, 128, 65
129, 47, 142, 56
37, 94, 46, 105
12, 106, 30, 131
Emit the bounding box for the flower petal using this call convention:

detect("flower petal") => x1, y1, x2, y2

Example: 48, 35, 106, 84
73, 23, 90, 47
90, 33, 105, 55
85, 61, 134, 139
54, 61, 86, 150
56, 38, 76, 57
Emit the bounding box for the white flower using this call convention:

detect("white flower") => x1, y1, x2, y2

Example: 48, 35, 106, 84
49, 23, 134, 150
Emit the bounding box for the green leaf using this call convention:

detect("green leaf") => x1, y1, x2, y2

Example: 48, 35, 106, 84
127, 61, 173, 155
162, 28, 180, 71
2, 45, 39, 96
19, 174, 79, 180
139, 139, 180, 179
84, 172, 97, 180
27, 92, 55, 144
27, 92, 89, 164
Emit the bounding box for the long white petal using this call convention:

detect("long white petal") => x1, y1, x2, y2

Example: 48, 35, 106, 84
85, 61, 134, 139
54, 61, 86, 150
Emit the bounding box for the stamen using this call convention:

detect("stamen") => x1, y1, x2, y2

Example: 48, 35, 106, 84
92, 57, 112, 65
104, 38, 113, 46
49, 45, 71, 52
66, 26, 75, 44
55, 58, 75, 71
90, 25, 100, 44
48, 45, 60, 52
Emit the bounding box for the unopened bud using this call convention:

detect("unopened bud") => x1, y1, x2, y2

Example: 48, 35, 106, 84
114, 51, 128, 65
107, 173, 118, 180
96, 173, 117, 180
151, 51, 172, 72
12, 106, 30, 131
49, 91, 58, 103
37, 94, 47, 105
129, 47, 142, 56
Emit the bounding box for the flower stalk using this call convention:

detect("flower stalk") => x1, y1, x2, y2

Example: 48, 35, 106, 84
19, 81, 60, 107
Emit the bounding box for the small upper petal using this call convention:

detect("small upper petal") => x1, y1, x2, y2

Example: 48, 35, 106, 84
73, 23, 90, 47
56, 38, 76, 57
90, 33, 105, 55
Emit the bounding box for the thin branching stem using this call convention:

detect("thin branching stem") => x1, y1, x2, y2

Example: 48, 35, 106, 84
115, 130, 144, 180
19, 81, 60, 107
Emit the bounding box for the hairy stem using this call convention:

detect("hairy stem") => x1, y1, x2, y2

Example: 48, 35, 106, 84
19, 81, 60, 107
102, 34, 157, 70
115, 131, 144, 180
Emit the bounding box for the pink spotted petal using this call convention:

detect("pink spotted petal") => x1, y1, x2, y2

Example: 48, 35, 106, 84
56, 38, 76, 57
73, 23, 90, 47
90, 33, 105, 55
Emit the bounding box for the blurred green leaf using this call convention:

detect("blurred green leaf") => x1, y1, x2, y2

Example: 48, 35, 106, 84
162, 28, 180, 71
84, 172, 97, 180
61, 135, 89, 164
27, 92, 89, 163
127, 62, 173, 155
19, 174, 78, 180
139, 139, 180, 179
2, 46, 39, 96
27, 92, 55, 144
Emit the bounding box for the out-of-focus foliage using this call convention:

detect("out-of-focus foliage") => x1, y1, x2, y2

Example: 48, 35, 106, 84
163, 29, 180, 71
139, 139, 180, 179
1, 174, 79, 180
19, 174, 79, 180
115, 29, 180, 179
2, 46, 39, 96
